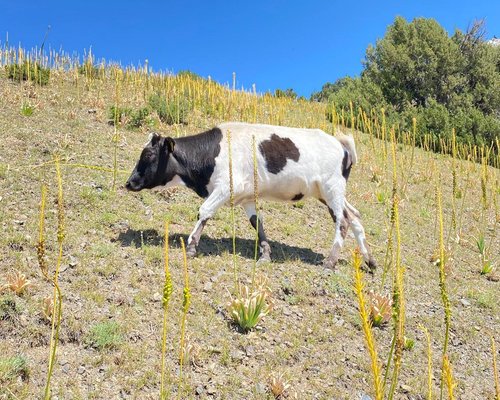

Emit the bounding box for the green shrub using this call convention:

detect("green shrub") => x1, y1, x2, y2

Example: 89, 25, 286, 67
128, 107, 151, 129
148, 93, 191, 125
108, 105, 132, 126
6, 62, 50, 85
85, 321, 122, 351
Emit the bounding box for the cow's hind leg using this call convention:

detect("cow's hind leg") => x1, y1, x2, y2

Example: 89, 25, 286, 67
321, 180, 347, 270
242, 202, 271, 263
186, 190, 228, 257
344, 200, 377, 271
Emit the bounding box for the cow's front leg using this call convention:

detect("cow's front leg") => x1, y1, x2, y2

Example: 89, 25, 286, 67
242, 202, 271, 263
186, 191, 228, 257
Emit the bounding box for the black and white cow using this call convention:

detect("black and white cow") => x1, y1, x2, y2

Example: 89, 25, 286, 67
126, 122, 377, 270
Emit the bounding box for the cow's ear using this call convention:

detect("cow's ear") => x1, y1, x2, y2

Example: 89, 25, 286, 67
150, 132, 162, 146
164, 137, 175, 153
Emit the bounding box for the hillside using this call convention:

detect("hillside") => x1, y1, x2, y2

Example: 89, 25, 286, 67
0, 54, 499, 399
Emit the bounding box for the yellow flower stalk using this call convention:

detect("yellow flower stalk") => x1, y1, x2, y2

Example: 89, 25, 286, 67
353, 250, 383, 400
160, 221, 173, 400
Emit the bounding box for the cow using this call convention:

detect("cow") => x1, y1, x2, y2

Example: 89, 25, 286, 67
126, 122, 377, 271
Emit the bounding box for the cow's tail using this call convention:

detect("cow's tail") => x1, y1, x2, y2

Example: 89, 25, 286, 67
336, 131, 358, 166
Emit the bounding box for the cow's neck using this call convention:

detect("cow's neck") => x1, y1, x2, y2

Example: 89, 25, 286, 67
170, 145, 212, 198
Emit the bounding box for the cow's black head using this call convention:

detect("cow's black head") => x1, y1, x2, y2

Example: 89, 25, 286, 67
126, 133, 175, 191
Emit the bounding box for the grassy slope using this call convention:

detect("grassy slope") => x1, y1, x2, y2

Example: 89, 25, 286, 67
0, 71, 498, 400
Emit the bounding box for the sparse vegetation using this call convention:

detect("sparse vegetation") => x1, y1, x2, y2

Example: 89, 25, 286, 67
0, 355, 29, 384
85, 321, 122, 351
6, 61, 50, 85
0, 42, 498, 399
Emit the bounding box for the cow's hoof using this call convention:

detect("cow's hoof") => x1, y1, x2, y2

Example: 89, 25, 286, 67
323, 257, 338, 270
364, 257, 377, 274
186, 247, 197, 258
257, 254, 271, 265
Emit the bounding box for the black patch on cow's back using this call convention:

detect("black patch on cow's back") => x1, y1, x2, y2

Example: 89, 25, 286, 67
341, 150, 352, 181
258, 134, 300, 174
173, 127, 223, 198
291, 193, 304, 201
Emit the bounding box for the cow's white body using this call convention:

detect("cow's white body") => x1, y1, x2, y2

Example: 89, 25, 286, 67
206, 122, 347, 205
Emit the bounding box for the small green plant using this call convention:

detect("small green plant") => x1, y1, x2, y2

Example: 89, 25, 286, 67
0, 163, 8, 179
403, 336, 415, 351
85, 321, 122, 351
21, 101, 34, 116
0, 355, 29, 383
227, 277, 273, 332
376, 191, 387, 204
6, 62, 50, 85
0, 295, 20, 321
476, 235, 493, 275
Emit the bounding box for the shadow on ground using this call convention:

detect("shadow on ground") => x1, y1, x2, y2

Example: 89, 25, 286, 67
114, 228, 324, 265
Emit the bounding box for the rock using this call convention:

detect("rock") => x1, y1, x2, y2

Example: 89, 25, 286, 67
230, 349, 245, 361
153, 292, 162, 302
400, 384, 412, 393
206, 385, 217, 395
68, 256, 78, 267
203, 282, 213, 292
77, 365, 86, 375
460, 298, 471, 307
195, 386, 204, 395
255, 382, 267, 394
245, 346, 255, 357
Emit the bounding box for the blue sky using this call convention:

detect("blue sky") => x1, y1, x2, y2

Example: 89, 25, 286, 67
1, 1, 498, 97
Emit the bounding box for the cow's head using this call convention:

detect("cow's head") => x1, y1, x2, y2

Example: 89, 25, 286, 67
126, 133, 175, 191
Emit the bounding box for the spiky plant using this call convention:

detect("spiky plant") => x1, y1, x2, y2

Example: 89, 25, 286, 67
4, 271, 31, 295
180, 334, 201, 367
368, 291, 392, 327
269, 371, 291, 399
41, 296, 53, 322
227, 277, 273, 332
